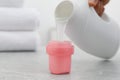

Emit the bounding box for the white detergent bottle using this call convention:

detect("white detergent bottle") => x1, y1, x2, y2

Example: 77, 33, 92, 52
55, 0, 120, 59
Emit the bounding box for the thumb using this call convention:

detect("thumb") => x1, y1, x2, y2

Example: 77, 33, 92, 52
89, 0, 99, 7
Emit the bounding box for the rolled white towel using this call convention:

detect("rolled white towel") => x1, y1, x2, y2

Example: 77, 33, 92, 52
0, 8, 40, 31
0, 0, 23, 7
0, 31, 38, 51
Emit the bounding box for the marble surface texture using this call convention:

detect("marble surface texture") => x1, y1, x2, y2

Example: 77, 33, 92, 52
0, 47, 120, 80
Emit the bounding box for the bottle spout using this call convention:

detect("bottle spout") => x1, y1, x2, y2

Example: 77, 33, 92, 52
55, 0, 74, 22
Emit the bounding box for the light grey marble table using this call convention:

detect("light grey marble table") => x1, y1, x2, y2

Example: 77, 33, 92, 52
0, 47, 120, 80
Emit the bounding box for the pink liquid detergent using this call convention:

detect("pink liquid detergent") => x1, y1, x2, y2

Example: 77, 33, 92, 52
46, 20, 74, 74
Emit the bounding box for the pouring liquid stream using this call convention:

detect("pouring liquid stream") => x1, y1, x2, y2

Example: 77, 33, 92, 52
56, 20, 67, 41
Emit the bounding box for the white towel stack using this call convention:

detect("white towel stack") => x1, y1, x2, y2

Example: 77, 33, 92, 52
0, 0, 40, 51
0, 0, 23, 7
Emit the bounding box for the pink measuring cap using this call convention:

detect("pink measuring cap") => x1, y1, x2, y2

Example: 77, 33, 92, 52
46, 41, 74, 74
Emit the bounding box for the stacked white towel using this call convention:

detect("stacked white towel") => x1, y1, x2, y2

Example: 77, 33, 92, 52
0, 0, 23, 7
0, 8, 40, 31
0, 32, 38, 51
0, 1, 40, 51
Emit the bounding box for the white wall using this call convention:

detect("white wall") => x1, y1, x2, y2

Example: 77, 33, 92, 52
24, 0, 61, 29
106, 0, 120, 23
23, 0, 120, 45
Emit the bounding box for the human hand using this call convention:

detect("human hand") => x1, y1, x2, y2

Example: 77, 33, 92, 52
89, 0, 110, 16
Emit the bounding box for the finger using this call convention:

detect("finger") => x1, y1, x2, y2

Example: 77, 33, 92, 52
101, 0, 110, 5
94, 1, 101, 16
99, 6, 105, 16
99, 2, 104, 16
94, 1, 104, 16
89, 0, 99, 7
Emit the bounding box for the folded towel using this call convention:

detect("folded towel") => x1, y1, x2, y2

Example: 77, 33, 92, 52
0, 8, 40, 31
0, 0, 23, 7
0, 31, 38, 51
